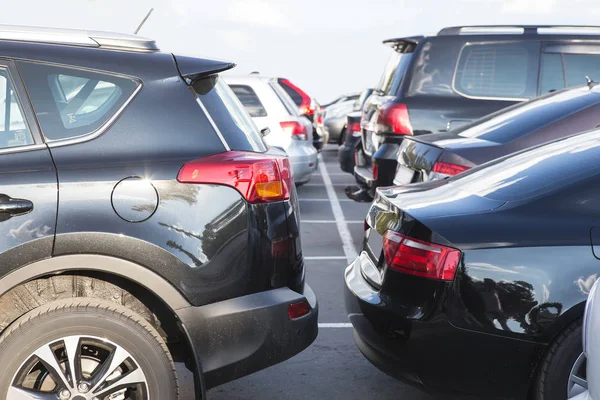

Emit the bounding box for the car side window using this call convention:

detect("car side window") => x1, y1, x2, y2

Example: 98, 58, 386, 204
454, 42, 540, 100
540, 53, 565, 94
229, 85, 268, 117
540, 44, 600, 94
17, 62, 140, 141
0, 69, 33, 149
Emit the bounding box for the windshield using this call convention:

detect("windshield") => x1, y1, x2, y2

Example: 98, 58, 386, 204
448, 129, 600, 201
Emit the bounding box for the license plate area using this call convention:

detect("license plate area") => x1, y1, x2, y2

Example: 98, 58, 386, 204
394, 165, 416, 186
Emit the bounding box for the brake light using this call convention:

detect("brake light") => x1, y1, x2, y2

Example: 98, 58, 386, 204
348, 122, 361, 137
372, 163, 379, 180
383, 231, 461, 281
279, 78, 313, 115
177, 151, 292, 204
280, 121, 307, 140
317, 114, 324, 125
288, 301, 311, 319
432, 161, 470, 177
372, 103, 413, 135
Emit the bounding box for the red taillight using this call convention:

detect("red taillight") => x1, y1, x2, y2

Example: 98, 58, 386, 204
432, 161, 471, 177
317, 114, 324, 125
288, 301, 311, 319
279, 78, 312, 116
372, 163, 379, 180
374, 103, 413, 135
280, 121, 307, 140
348, 121, 361, 137
383, 231, 461, 281
177, 151, 292, 204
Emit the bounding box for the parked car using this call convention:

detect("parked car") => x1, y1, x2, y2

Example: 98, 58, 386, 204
350, 25, 600, 201
394, 83, 600, 186
339, 88, 375, 176
321, 92, 360, 144
227, 75, 318, 185
570, 279, 600, 400
346, 128, 600, 399
0, 25, 318, 400
320, 92, 360, 109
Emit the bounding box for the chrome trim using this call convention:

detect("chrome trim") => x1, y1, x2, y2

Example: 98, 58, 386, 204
0, 24, 158, 52
0, 143, 46, 154
195, 98, 231, 151
47, 80, 143, 148
459, 27, 525, 35
451, 41, 532, 102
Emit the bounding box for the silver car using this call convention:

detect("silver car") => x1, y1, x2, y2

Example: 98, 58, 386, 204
226, 75, 318, 184
571, 278, 600, 400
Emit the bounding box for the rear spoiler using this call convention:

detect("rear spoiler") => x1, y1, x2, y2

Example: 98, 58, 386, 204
173, 54, 236, 84
382, 36, 423, 52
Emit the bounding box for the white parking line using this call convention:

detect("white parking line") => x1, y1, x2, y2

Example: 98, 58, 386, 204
299, 198, 354, 202
303, 220, 363, 224
304, 256, 347, 260
318, 323, 353, 328
318, 154, 359, 264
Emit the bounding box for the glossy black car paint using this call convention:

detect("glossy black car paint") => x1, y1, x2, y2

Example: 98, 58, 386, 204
352, 28, 600, 199
395, 85, 600, 185
346, 129, 600, 398
0, 39, 317, 398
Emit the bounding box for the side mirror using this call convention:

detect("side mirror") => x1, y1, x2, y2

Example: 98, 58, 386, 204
260, 127, 271, 137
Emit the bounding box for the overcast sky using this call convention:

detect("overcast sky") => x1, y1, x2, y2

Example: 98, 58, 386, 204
3, 0, 600, 102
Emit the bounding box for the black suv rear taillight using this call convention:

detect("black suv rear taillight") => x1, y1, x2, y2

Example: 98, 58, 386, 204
178, 151, 293, 204
368, 103, 413, 136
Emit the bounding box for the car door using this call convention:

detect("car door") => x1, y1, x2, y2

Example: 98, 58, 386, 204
0, 60, 57, 278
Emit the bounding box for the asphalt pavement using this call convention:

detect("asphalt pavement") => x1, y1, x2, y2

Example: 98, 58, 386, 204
178, 146, 460, 400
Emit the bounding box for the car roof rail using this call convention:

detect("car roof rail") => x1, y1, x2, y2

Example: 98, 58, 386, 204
0, 24, 159, 52
438, 25, 600, 36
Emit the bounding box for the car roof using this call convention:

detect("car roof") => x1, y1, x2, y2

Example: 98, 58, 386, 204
0, 24, 158, 52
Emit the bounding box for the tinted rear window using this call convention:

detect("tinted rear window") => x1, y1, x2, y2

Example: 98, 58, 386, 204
449, 129, 600, 201
279, 81, 303, 106
229, 84, 267, 117
377, 51, 413, 95
194, 76, 266, 152
454, 87, 600, 143
17, 61, 139, 141
454, 42, 540, 99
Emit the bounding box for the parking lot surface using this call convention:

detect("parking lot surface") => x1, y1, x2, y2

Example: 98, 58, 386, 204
179, 147, 463, 399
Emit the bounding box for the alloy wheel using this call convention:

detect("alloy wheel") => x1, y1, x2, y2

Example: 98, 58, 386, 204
8, 335, 149, 400
568, 352, 588, 397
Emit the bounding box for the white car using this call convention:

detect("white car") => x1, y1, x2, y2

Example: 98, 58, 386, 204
226, 75, 318, 184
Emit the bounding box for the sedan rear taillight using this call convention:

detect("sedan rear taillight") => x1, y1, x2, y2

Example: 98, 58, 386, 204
383, 231, 461, 281
178, 151, 293, 204
431, 161, 471, 177
280, 121, 307, 140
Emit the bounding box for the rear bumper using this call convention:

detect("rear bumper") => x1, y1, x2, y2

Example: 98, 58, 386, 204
355, 142, 400, 192
338, 135, 360, 174
288, 143, 318, 184
178, 284, 318, 391
344, 257, 541, 399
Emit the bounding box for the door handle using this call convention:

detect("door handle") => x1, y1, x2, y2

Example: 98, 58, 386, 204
0, 195, 33, 215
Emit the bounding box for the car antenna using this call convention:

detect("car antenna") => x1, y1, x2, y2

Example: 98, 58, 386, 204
586, 76, 595, 88
134, 8, 154, 35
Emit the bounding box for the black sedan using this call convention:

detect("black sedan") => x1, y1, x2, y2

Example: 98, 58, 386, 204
394, 84, 600, 185
345, 129, 600, 399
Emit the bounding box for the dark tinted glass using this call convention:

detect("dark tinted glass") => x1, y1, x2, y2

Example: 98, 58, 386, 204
229, 85, 267, 117
454, 42, 540, 99
377, 51, 413, 95
17, 61, 139, 141
279, 81, 303, 106
455, 87, 599, 143
450, 129, 600, 201
194, 76, 266, 152
540, 53, 565, 94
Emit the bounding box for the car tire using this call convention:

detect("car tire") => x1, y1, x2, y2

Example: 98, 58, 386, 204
338, 128, 347, 145
0, 298, 178, 400
534, 319, 583, 400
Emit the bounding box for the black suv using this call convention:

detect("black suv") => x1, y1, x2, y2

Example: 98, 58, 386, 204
0, 26, 317, 400
350, 25, 600, 201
